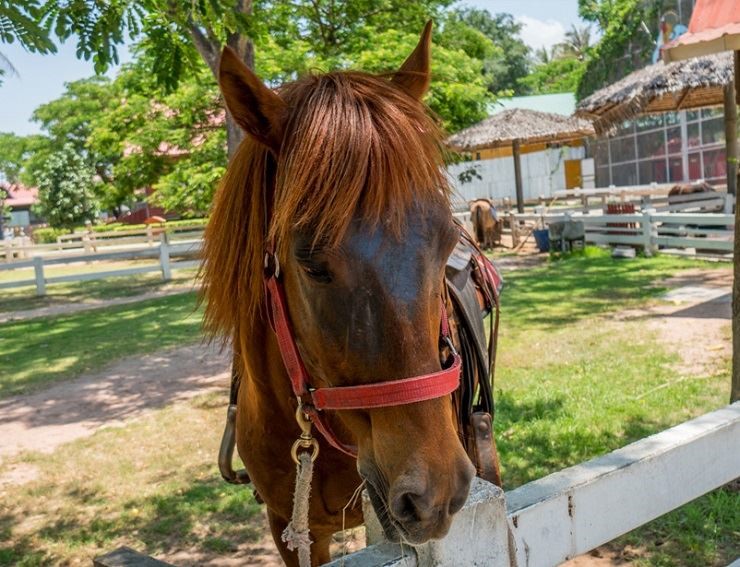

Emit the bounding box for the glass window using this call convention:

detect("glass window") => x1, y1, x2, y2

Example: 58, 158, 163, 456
701, 107, 722, 119
594, 140, 609, 165
687, 122, 701, 148
609, 136, 636, 163
688, 152, 702, 180
668, 156, 684, 182
665, 112, 680, 126
635, 114, 663, 132
596, 165, 610, 187
703, 148, 726, 180
666, 126, 682, 154
701, 117, 724, 145
686, 109, 700, 122
639, 159, 667, 184
616, 121, 635, 136
637, 130, 665, 157
612, 162, 637, 186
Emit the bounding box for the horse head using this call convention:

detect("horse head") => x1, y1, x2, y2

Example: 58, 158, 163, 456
208, 22, 474, 545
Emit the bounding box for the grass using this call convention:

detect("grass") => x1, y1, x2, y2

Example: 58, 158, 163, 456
0, 292, 203, 398
0, 392, 263, 566
0, 263, 197, 313
0, 247, 735, 565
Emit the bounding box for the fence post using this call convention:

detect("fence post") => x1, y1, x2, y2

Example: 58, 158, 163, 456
33, 255, 46, 296
724, 193, 735, 215
146, 225, 154, 246
509, 213, 520, 247
159, 232, 172, 281
642, 209, 656, 257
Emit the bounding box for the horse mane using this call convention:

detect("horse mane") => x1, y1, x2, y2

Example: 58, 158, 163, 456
201, 70, 451, 343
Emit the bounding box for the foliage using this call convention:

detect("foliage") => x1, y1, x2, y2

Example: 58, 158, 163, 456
519, 57, 586, 95
576, 0, 659, 99
448, 8, 531, 96
30, 226, 66, 244
0, 0, 56, 85
35, 143, 99, 230
0, 132, 47, 184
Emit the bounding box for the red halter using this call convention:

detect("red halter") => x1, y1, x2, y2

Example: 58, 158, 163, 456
264, 252, 461, 458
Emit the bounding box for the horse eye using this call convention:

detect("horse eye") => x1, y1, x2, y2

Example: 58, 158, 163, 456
301, 263, 332, 283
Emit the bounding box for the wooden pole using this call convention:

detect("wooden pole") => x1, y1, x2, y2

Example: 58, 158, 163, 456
732, 50, 740, 403
513, 140, 524, 214
724, 83, 737, 196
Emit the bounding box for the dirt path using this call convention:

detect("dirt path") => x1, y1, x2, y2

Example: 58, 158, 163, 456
0, 342, 230, 487
0, 286, 195, 324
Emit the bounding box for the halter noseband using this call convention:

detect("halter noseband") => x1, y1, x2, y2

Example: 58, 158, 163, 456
263, 247, 461, 458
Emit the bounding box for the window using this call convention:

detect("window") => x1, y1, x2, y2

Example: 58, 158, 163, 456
609, 136, 636, 163
666, 126, 682, 154
637, 130, 665, 157
701, 117, 724, 145
639, 159, 667, 184
596, 165, 610, 187
594, 140, 609, 165
668, 156, 684, 182
703, 148, 726, 180
612, 162, 637, 186
635, 114, 663, 132
687, 122, 700, 148
688, 151, 702, 180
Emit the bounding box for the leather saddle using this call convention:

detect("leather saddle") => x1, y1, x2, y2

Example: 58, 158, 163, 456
445, 225, 503, 486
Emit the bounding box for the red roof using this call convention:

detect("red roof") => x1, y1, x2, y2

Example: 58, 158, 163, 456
663, 0, 740, 61
1, 184, 39, 207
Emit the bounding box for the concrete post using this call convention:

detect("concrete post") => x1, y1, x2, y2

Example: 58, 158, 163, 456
510, 213, 520, 247
159, 232, 171, 281
33, 255, 46, 296
324, 479, 517, 567
641, 209, 656, 257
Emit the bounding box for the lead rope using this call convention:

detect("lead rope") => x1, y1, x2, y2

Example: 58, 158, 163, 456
282, 404, 320, 567
282, 451, 314, 567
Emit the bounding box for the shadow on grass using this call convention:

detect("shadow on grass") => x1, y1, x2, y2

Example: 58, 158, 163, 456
0, 474, 263, 566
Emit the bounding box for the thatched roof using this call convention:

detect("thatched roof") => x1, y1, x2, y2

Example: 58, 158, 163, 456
446, 108, 595, 151
575, 52, 732, 135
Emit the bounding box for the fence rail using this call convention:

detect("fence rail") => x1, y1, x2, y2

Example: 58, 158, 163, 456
511, 210, 734, 255
0, 234, 201, 296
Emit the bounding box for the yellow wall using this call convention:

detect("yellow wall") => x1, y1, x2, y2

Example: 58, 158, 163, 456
472, 139, 584, 161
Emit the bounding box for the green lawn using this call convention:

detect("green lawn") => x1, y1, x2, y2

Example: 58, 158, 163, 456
0, 263, 197, 313
0, 292, 203, 398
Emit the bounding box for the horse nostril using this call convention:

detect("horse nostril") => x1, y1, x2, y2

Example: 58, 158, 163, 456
449, 461, 475, 515
390, 491, 425, 524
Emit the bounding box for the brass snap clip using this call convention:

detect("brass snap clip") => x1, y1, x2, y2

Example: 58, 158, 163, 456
291, 403, 320, 464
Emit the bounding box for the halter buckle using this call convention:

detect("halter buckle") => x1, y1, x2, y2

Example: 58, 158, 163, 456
291, 403, 319, 463
264, 251, 281, 278
443, 335, 459, 358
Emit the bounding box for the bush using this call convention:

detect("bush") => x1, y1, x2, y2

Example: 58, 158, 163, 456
32, 227, 67, 244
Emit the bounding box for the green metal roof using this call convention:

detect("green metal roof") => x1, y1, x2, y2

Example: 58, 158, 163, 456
490, 92, 577, 117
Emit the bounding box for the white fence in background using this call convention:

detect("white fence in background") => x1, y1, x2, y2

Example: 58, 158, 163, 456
0, 233, 201, 296
1, 224, 205, 263
325, 403, 740, 567
511, 211, 735, 256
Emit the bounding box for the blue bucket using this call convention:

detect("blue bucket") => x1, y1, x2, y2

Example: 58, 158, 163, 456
533, 229, 550, 252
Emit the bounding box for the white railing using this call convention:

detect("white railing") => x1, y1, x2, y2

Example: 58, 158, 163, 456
325, 402, 740, 567
0, 233, 201, 296
510, 210, 734, 256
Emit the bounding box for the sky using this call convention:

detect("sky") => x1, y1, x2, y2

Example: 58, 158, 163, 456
0, 0, 588, 136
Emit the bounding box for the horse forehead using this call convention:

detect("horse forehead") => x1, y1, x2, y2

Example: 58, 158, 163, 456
343, 219, 436, 267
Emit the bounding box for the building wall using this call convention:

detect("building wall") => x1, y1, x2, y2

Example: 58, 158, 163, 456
593, 108, 730, 188
447, 144, 587, 204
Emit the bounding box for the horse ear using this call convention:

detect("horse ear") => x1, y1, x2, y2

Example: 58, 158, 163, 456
219, 46, 287, 152
392, 20, 433, 100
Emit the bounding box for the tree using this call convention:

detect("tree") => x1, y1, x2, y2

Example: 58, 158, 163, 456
560, 25, 592, 60
0, 0, 56, 85
576, 0, 659, 99
518, 57, 585, 95
449, 8, 531, 95
0, 133, 47, 184
35, 143, 98, 230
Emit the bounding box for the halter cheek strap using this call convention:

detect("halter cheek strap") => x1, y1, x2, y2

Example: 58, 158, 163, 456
264, 253, 461, 458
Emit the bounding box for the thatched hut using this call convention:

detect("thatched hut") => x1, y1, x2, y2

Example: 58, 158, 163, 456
576, 52, 733, 135
447, 108, 595, 212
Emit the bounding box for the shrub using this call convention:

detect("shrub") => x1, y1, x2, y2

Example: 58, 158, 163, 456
32, 227, 67, 244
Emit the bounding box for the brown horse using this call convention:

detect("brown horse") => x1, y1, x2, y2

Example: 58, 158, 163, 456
469, 199, 501, 250
202, 23, 477, 566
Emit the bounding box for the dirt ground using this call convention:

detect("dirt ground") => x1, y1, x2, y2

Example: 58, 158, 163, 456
0, 263, 732, 565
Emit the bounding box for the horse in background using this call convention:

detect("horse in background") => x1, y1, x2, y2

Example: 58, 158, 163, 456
202, 23, 486, 566
469, 199, 501, 250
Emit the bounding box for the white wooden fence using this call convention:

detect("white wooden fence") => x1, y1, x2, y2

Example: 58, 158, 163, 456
511, 211, 735, 256
325, 402, 740, 567
0, 233, 201, 296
